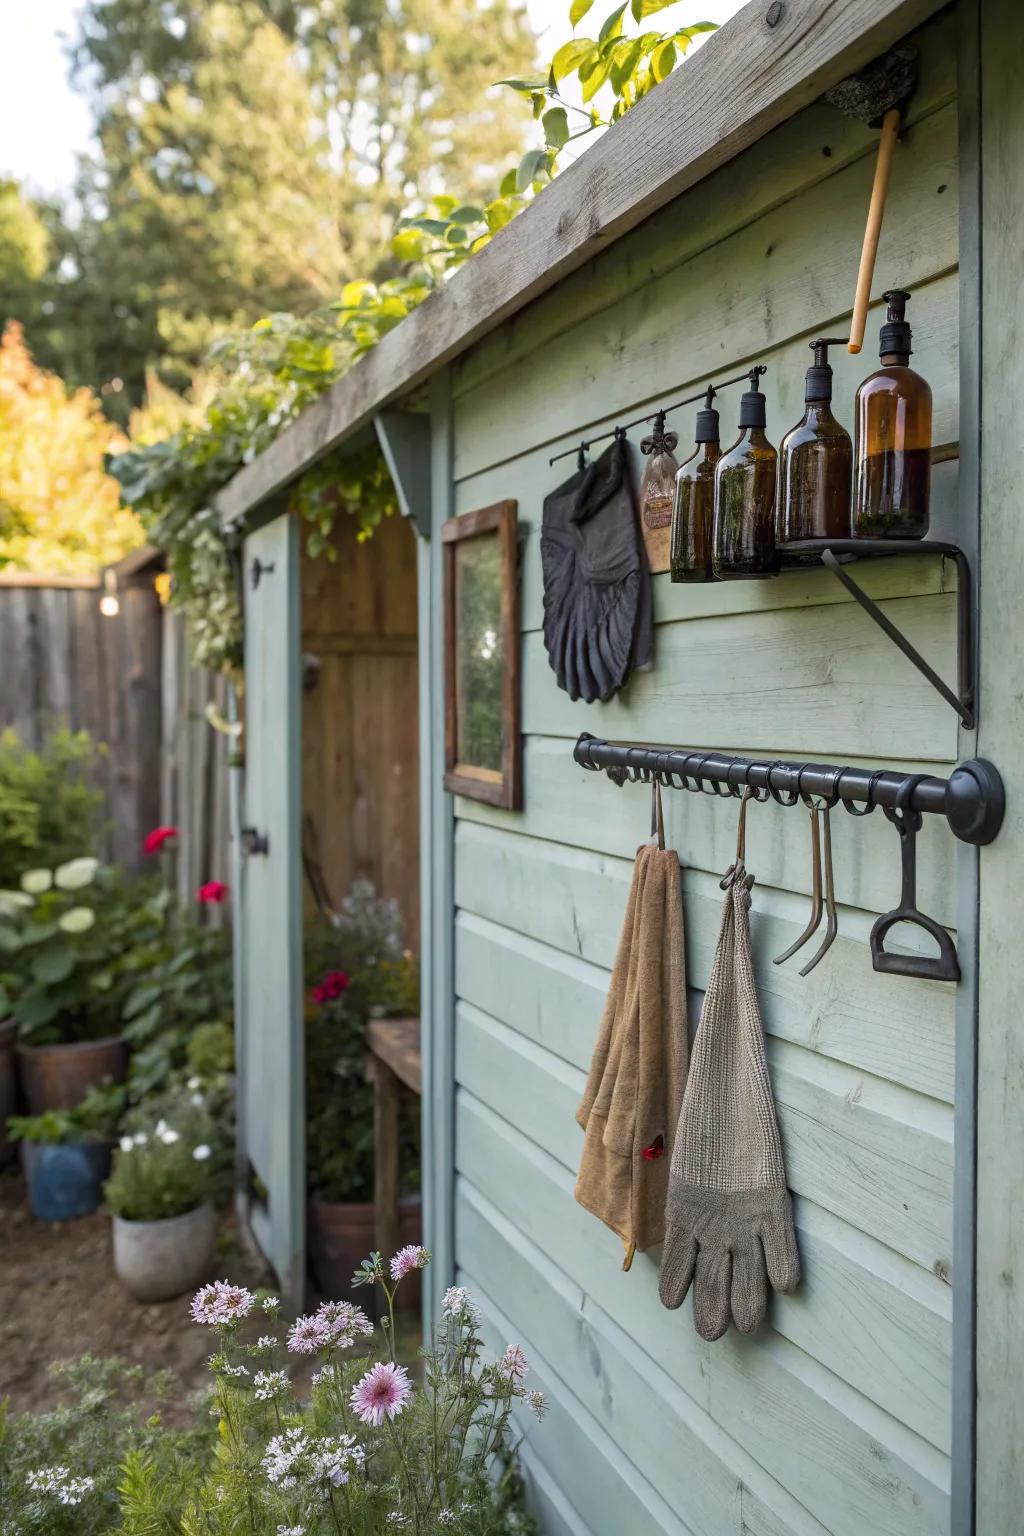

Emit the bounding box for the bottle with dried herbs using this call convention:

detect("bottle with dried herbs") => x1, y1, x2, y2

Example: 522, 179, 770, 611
853, 289, 932, 538
637, 411, 680, 574
713, 369, 778, 579
776, 338, 852, 563
670, 389, 721, 583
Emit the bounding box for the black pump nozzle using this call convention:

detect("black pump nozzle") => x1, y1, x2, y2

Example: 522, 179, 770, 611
806, 337, 847, 402
695, 385, 719, 443
880, 288, 913, 357
738, 365, 768, 429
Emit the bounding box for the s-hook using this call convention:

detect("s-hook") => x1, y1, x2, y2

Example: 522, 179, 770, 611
773, 769, 840, 974
870, 776, 961, 982
721, 786, 757, 892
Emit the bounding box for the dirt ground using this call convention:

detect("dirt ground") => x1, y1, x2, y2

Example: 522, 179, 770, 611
0, 1166, 273, 1419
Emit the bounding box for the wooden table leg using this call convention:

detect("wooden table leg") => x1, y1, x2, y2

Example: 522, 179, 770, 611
372, 1056, 401, 1292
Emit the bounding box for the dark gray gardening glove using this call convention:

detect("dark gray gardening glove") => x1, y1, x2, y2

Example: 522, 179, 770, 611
541, 435, 652, 705
659, 871, 800, 1340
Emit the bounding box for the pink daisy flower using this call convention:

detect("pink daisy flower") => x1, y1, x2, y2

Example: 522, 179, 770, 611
389, 1244, 430, 1282
350, 1361, 412, 1427
287, 1314, 331, 1354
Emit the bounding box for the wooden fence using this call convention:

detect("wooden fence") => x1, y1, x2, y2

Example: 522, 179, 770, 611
0, 568, 230, 905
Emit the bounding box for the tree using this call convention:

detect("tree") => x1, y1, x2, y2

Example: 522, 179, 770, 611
40, 0, 538, 405
0, 322, 143, 574
0, 181, 49, 293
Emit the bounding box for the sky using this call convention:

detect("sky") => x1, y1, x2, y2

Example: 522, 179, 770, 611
0, 0, 744, 196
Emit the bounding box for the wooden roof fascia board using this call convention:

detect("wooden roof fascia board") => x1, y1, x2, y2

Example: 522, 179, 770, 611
215, 0, 944, 530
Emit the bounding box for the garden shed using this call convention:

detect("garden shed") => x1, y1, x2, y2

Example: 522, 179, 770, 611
214, 1, 1023, 1532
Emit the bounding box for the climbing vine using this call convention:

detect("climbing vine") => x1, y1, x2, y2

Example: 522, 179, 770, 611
110, 1, 716, 678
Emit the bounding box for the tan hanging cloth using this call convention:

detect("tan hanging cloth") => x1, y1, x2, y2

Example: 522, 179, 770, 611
574, 782, 688, 1264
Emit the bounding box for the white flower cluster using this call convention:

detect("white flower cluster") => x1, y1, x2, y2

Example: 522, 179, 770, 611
26, 1465, 96, 1505
262, 1428, 365, 1494
253, 1369, 290, 1402
441, 1286, 481, 1327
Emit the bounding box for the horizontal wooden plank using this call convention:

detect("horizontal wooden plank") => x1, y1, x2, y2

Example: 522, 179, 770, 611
453, 9, 957, 401
457, 1097, 951, 1530
456, 736, 960, 926
470, 1290, 696, 1536
454, 826, 955, 1102
452, 113, 958, 480
459, 1095, 950, 1457
456, 454, 960, 638
520, 592, 958, 764
454, 995, 952, 1274
461, 1192, 837, 1536
214, 0, 947, 526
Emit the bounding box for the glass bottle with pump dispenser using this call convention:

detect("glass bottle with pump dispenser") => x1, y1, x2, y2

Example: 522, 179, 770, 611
776, 338, 852, 562
712, 367, 778, 579
670, 388, 721, 583
853, 289, 932, 538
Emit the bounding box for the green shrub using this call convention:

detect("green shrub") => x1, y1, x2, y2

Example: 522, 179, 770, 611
0, 728, 105, 887
8, 1082, 125, 1145
104, 1112, 214, 1222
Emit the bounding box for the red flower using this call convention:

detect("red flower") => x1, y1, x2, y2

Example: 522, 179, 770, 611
197, 880, 230, 904
143, 825, 178, 855
312, 969, 350, 1006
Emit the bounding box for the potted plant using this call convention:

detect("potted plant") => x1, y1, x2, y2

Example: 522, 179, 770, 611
0, 1014, 16, 1167
0, 859, 169, 1112
104, 1112, 217, 1302
8, 1082, 124, 1221
304, 884, 422, 1306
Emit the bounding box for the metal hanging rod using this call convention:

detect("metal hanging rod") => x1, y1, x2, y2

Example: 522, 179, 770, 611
573, 733, 1004, 847
548, 367, 766, 467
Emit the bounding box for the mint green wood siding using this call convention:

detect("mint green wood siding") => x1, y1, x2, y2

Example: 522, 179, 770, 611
237, 515, 304, 1307
433, 12, 962, 1532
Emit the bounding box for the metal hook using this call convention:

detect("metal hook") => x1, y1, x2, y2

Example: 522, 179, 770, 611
844, 768, 885, 817
774, 799, 824, 965
768, 762, 804, 807
799, 769, 842, 975
720, 787, 757, 889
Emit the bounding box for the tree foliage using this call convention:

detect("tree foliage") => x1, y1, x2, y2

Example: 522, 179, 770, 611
0, 323, 143, 574
14, 0, 538, 410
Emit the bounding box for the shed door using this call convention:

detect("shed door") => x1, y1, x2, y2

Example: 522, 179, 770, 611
236, 514, 304, 1307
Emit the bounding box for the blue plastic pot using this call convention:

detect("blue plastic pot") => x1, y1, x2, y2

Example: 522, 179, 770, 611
21, 1140, 111, 1221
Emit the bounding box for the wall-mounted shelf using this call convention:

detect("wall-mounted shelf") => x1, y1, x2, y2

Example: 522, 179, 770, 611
777, 538, 974, 730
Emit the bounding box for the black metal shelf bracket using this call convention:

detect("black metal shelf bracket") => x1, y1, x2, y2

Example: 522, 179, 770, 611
782, 539, 975, 730
573, 734, 1004, 847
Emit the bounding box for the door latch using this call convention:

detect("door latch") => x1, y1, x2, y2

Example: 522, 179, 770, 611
250, 557, 275, 590
240, 826, 269, 856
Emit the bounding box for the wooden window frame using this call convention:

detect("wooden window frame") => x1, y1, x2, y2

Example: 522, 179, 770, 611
442, 500, 521, 810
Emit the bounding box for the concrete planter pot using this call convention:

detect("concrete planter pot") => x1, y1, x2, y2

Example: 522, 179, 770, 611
112, 1203, 217, 1302
16, 1035, 129, 1114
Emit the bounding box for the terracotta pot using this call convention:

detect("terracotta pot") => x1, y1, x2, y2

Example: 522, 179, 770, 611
0, 1021, 16, 1167
308, 1196, 423, 1315
16, 1035, 129, 1114
21, 1139, 111, 1221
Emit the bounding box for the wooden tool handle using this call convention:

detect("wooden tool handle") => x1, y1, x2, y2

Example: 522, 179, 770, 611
848, 107, 901, 355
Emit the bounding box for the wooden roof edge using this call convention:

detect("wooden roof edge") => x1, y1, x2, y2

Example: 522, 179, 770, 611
215, 0, 942, 530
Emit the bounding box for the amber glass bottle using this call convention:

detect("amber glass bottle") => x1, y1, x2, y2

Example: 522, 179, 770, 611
853, 289, 932, 538
713, 368, 778, 579
776, 338, 852, 564
670, 390, 721, 583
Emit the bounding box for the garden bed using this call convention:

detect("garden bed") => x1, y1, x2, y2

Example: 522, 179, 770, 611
0, 1169, 269, 1419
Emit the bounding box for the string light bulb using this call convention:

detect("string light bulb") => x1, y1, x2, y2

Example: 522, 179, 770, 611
99, 567, 120, 618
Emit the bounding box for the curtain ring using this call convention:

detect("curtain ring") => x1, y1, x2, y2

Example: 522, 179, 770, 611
844, 767, 885, 817
769, 762, 804, 807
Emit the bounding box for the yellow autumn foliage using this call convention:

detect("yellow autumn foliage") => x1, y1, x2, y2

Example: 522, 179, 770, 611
0, 322, 144, 575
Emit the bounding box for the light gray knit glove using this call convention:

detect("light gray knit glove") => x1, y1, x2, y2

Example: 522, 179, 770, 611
659, 871, 800, 1340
